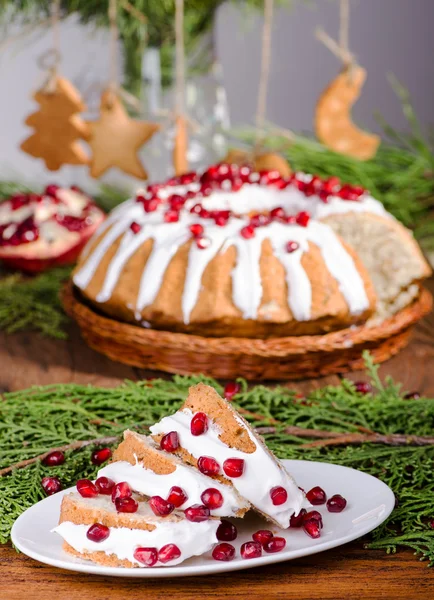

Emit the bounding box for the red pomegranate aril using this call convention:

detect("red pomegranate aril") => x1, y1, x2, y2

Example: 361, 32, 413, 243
263, 537, 286, 553
43, 450, 65, 466
303, 182, 316, 197
158, 543, 181, 564
91, 447, 112, 465
215, 215, 228, 227
41, 476, 62, 496
322, 176, 340, 194
327, 494, 347, 513
200, 185, 213, 197
250, 213, 270, 228
190, 203, 203, 215
319, 190, 330, 203
404, 391, 421, 400
147, 183, 162, 195
189, 223, 204, 237
77, 479, 98, 498
354, 381, 372, 394
160, 431, 180, 452
184, 504, 210, 522
306, 486, 327, 505
130, 221, 141, 234
190, 412, 208, 436
201, 488, 224, 509
296, 211, 310, 227
149, 495, 175, 517
223, 458, 245, 478
303, 518, 321, 539
167, 486, 188, 508
260, 170, 281, 185
10, 194, 28, 210
86, 523, 110, 543
212, 542, 235, 562
304, 510, 323, 528
180, 172, 197, 184
144, 198, 159, 212
216, 519, 238, 541
241, 541, 262, 559
252, 529, 273, 546
429, 520, 434, 530
285, 215, 297, 224
224, 381, 241, 400
240, 225, 255, 239
134, 547, 158, 567
199, 207, 212, 219
231, 178, 243, 192
270, 206, 285, 220
196, 236, 211, 249
197, 456, 220, 476
239, 165, 252, 182
111, 481, 132, 502
270, 486, 288, 506
286, 240, 299, 253
95, 476, 115, 495
169, 194, 185, 210
164, 209, 179, 223
45, 184, 59, 197
115, 497, 139, 513
289, 508, 307, 528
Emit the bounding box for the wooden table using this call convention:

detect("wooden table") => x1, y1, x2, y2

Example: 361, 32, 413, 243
1, 280, 434, 599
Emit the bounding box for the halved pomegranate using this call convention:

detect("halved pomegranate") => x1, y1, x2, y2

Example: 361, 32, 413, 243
0, 185, 105, 273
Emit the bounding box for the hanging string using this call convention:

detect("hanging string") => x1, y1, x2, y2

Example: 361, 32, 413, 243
255, 0, 274, 143
339, 0, 349, 62
315, 0, 355, 67
51, 0, 61, 71
38, 0, 61, 93
108, 0, 119, 93
174, 0, 185, 117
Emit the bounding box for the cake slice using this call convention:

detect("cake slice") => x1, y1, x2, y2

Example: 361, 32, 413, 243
98, 430, 249, 518
150, 383, 305, 528
53, 491, 219, 568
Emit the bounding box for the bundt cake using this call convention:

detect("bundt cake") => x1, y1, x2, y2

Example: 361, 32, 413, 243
72, 163, 431, 338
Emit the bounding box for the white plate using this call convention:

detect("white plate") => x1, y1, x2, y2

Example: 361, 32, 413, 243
11, 460, 394, 578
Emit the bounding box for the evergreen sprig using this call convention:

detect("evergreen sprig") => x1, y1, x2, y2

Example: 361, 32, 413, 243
1, 359, 434, 565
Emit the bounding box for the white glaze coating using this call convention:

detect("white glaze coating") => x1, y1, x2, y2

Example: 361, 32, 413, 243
150, 408, 305, 528
98, 459, 249, 517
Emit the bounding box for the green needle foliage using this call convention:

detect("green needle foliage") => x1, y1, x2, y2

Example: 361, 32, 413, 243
1, 357, 434, 565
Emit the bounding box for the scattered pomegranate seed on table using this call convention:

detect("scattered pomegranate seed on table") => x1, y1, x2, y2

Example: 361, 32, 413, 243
42, 450, 65, 466
212, 543, 236, 562
158, 544, 181, 564
216, 520, 238, 541
115, 497, 139, 513
263, 537, 286, 553
111, 481, 132, 502
327, 494, 347, 513
91, 447, 112, 465
76, 479, 98, 498
149, 496, 175, 517
184, 504, 210, 523
354, 381, 372, 394
167, 486, 188, 507
86, 523, 110, 543
197, 456, 220, 476
270, 486, 288, 506
95, 476, 115, 495
252, 530, 274, 546
41, 476, 62, 496
223, 458, 245, 478
200, 488, 224, 509
224, 381, 241, 401
190, 412, 208, 436
289, 508, 307, 528
160, 431, 179, 452
241, 541, 262, 559
306, 486, 327, 505
134, 547, 158, 567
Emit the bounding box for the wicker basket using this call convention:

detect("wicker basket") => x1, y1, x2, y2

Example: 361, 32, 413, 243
62, 282, 432, 381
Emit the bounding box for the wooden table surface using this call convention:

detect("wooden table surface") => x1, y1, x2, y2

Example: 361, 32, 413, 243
1, 279, 434, 600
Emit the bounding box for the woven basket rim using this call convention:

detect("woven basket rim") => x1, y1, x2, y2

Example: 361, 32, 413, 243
62, 282, 432, 359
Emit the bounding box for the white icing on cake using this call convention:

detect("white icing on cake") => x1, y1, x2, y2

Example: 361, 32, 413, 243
150, 408, 305, 528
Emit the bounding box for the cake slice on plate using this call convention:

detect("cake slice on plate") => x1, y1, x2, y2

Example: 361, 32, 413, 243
150, 383, 305, 528
98, 429, 249, 518
53, 490, 219, 568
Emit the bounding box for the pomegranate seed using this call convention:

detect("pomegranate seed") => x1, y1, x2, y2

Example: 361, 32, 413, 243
144, 197, 159, 212
86, 523, 110, 543
289, 508, 307, 528
134, 547, 158, 567
303, 518, 321, 539
136, 193, 146, 204
196, 236, 211, 249
197, 456, 220, 476
216, 519, 238, 541
130, 221, 141, 234
41, 476, 62, 496
223, 458, 245, 478
304, 510, 323, 528
270, 206, 285, 220
158, 543, 181, 564
201, 488, 224, 509
212, 542, 235, 561
303, 182, 316, 197
10, 194, 28, 210
241, 541, 262, 559
285, 215, 297, 224
190, 412, 208, 436
200, 185, 213, 197
111, 481, 132, 503
164, 210, 179, 223
115, 497, 138, 513
296, 211, 310, 227
294, 178, 307, 192
184, 504, 210, 522
189, 223, 204, 237
270, 486, 288, 506
252, 530, 273, 546
224, 381, 241, 400
70, 185, 83, 194
76, 479, 98, 498
180, 172, 197, 184
263, 537, 286, 553
231, 178, 243, 192
160, 431, 179, 452
306, 486, 327, 505
239, 165, 252, 182
147, 184, 162, 195
429, 520, 434, 529
286, 240, 299, 253
354, 381, 372, 394
240, 225, 255, 239
215, 215, 228, 227
404, 391, 420, 400
190, 203, 203, 215
250, 213, 270, 228
95, 477, 115, 495
42, 450, 65, 466
91, 447, 112, 465
169, 194, 185, 210
327, 494, 347, 512
260, 170, 281, 185
45, 184, 59, 197
149, 496, 175, 517
319, 190, 330, 203
167, 486, 188, 508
